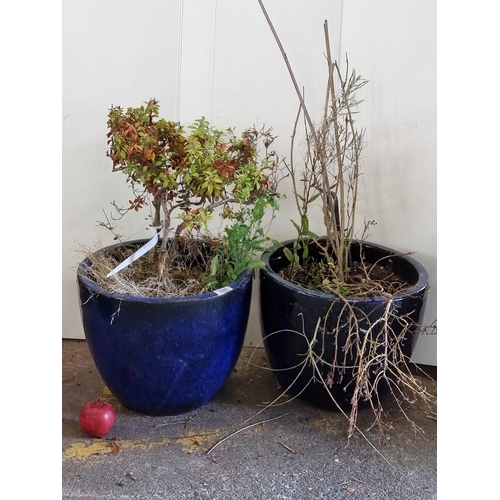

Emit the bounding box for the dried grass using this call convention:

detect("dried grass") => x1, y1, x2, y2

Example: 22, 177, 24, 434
81, 241, 215, 298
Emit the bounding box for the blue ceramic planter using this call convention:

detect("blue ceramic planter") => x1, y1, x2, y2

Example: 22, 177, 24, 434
77, 240, 253, 416
259, 239, 429, 411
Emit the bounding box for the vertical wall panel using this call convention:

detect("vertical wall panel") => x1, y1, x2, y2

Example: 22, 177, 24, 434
62, 0, 436, 365
340, 0, 437, 364
177, 0, 218, 123
62, 0, 183, 339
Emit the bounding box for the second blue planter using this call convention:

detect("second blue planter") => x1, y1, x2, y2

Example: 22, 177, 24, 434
259, 239, 429, 411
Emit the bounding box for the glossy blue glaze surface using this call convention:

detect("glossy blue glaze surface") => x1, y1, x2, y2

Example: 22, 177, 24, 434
259, 239, 429, 411
77, 240, 253, 416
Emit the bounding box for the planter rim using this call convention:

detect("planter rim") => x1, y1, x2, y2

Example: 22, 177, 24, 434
77, 238, 253, 304
261, 238, 429, 303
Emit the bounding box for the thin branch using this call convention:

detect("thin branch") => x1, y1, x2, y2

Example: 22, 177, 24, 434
257, 0, 318, 145
205, 413, 288, 456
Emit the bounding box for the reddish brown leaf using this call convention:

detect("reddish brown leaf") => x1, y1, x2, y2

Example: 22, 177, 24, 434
215, 159, 237, 179
144, 148, 155, 161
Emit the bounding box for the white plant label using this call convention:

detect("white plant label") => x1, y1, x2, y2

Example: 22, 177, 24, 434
213, 286, 233, 296
106, 231, 159, 278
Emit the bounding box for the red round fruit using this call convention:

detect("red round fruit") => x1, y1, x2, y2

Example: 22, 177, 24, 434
78, 399, 115, 437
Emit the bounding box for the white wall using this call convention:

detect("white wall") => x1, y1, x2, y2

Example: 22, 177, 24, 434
62, 0, 437, 365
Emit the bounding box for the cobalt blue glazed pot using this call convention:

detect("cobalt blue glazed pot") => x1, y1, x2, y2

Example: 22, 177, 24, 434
77, 239, 253, 416
259, 239, 429, 411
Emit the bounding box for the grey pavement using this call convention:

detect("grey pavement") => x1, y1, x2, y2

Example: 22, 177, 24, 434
62, 340, 437, 499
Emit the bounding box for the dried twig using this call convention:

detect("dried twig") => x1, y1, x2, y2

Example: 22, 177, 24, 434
266, 439, 299, 454
205, 413, 288, 456
155, 414, 197, 428
335, 477, 365, 487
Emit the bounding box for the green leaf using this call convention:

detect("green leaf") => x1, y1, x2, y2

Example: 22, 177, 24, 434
252, 198, 266, 220
283, 247, 294, 263
202, 276, 217, 285
247, 260, 265, 269
302, 216, 309, 234
309, 192, 321, 203
302, 245, 309, 260
304, 229, 320, 239
290, 219, 301, 233
210, 255, 219, 276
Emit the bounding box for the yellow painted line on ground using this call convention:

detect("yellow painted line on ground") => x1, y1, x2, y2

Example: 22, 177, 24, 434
175, 430, 222, 454
63, 437, 172, 461
63, 430, 222, 461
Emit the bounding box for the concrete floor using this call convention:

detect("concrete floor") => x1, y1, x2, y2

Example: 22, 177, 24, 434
62, 340, 437, 499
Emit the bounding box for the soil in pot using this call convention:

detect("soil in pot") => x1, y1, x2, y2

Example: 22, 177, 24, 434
83, 237, 220, 298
